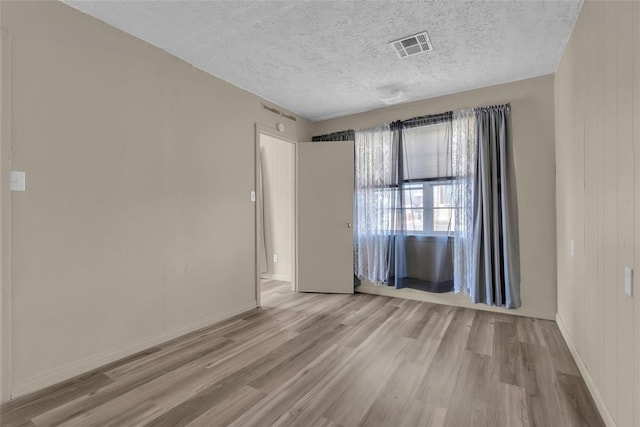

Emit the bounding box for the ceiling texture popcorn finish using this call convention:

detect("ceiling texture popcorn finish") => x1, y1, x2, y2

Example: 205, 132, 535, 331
63, 0, 582, 121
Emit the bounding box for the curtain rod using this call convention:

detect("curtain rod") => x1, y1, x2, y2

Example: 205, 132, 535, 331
312, 103, 510, 140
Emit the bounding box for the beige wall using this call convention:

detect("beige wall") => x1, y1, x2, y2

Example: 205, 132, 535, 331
555, 2, 639, 426
259, 133, 295, 282
0, 0, 312, 400
313, 75, 558, 320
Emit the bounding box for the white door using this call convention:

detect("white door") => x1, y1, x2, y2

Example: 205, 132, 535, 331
296, 141, 354, 294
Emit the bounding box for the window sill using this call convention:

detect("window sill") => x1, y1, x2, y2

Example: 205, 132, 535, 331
405, 233, 453, 240
359, 233, 454, 240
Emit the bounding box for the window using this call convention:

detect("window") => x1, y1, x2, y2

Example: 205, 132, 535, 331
355, 119, 458, 237
399, 120, 456, 234
374, 179, 456, 235
402, 180, 456, 234
402, 183, 424, 232
403, 122, 452, 180
432, 182, 456, 232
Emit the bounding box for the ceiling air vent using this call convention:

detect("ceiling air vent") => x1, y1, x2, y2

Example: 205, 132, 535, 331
390, 31, 433, 58
263, 104, 281, 115
281, 113, 297, 122
263, 103, 297, 121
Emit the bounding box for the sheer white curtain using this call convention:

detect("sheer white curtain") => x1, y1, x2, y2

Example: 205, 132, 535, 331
452, 109, 477, 296
354, 124, 393, 283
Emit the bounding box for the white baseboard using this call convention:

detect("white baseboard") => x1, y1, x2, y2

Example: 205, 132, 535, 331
260, 273, 291, 282
556, 314, 616, 427
10, 301, 258, 399
356, 283, 556, 320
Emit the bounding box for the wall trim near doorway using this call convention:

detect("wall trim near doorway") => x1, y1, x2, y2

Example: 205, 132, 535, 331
261, 273, 291, 282
0, 30, 13, 403
357, 282, 556, 320
556, 314, 615, 427
254, 124, 297, 308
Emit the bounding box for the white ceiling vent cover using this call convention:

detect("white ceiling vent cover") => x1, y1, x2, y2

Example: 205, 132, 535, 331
390, 32, 433, 58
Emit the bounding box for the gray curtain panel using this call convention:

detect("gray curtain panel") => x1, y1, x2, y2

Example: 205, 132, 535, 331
472, 104, 521, 308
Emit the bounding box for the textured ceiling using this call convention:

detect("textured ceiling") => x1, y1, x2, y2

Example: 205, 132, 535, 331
62, 0, 582, 121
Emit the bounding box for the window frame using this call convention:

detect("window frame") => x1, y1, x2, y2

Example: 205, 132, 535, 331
401, 177, 456, 235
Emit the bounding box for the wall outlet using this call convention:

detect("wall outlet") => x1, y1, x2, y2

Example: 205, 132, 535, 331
273, 254, 278, 263
570, 240, 574, 257
624, 267, 633, 297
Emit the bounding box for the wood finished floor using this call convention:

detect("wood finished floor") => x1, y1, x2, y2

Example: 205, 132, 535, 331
1, 280, 603, 427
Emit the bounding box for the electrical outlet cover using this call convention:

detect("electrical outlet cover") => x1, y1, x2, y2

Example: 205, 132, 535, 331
10, 171, 26, 192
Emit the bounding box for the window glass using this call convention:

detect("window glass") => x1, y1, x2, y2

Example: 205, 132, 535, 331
361, 121, 459, 235
432, 183, 456, 232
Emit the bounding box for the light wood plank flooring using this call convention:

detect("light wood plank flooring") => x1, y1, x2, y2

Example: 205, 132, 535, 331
1, 280, 603, 426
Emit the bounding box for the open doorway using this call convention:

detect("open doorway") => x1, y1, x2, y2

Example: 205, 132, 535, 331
255, 128, 296, 306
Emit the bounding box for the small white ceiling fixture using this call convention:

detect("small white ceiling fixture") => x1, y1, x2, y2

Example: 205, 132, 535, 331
390, 32, 433, 58
379, 89, 406, 105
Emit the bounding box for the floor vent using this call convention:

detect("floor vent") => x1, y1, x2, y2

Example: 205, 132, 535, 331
390, 31, 433, 58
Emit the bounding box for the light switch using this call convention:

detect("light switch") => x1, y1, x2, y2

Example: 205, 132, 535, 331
624, 267, 633, 297
250, 190, 256, 202
10, 171, 25, 192
273, 254, 278, 263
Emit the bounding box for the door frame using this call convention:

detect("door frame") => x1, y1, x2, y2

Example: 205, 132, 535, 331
1, 30, 13, 403
254, 125, 297, 307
